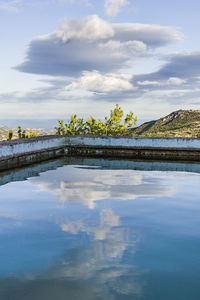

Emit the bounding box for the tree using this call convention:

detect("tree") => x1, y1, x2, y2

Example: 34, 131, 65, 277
7, 130, 13, 141
104, 104, 137, 136
22, 129, 28, 139
17, 126, 40, 139
29, 129, 39, 138
18, 126, 22, 139
57, 120, 65, 135
56, 104, 137, 136
65, 115, 85, 135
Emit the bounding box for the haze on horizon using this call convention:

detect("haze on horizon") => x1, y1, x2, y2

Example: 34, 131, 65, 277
0, 0, 200, 127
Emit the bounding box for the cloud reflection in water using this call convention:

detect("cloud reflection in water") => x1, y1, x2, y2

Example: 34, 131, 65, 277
31, 165, 175, 209
0, 161, 199, 299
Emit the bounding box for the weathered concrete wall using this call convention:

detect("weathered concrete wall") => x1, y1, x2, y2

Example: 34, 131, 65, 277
0, 135, 200, 171
0, 135, 65, 158
1, 135, 200, 158
62, 136, 200, 149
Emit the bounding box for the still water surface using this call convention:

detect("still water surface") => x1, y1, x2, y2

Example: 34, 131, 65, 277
0, 158, 199, 299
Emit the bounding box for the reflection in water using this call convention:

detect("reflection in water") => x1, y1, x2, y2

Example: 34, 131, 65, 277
61, 209, 133, 260
0, 207, 144, 299
0, 158, 199, 299
49, 209, 143, 299
62, 209, 120, 241
31, 166, 175, 209
1, 156, 200, 187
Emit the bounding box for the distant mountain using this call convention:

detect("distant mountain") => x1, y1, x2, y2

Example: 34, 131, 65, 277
0, 125, 17, 141
133, 110, 200, 138
0, 126, 55, 141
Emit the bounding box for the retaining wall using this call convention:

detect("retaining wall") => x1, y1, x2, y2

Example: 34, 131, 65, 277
1, 135, 200, 158
0, 135, 200, 171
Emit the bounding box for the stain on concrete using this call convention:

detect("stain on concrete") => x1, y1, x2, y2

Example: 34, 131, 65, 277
0, 135, 200, 171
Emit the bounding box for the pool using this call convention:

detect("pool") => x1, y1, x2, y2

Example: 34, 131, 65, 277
0, 157, 199, 299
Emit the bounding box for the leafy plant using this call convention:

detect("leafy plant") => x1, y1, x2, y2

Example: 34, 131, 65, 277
7, 130, 13, 140
22, 129, 27, 139
17, 127, 40, 139
18, 126, 22, 139
56, 104, 137, 136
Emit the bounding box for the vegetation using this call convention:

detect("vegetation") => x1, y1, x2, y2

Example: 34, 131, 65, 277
0, 126, 54, 141
17, 126, 22, 139
133, 110, 200, 138
7, 130, 13, 141
56, 104, 138, 136
18, 126, 39, 139
1, 109, 200, 141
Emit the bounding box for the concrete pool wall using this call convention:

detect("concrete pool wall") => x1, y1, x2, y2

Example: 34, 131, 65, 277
0, 135, 200, 171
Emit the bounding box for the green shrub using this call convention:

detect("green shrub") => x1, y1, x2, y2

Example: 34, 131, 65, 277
56, 104, 137, 137
7, 130, 13, 141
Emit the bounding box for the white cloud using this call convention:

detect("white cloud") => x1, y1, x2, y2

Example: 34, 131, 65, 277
137, 77, 186, 86
137, 80, 161, 86
65, 71, 134, 93
104, 0, 129, 17
167, 77, 186, 85
99, 40, 147, 58
57, 15, 114, 42
143, 89, 191, 99
15, 15, 182, 77
113, 23, 183, 45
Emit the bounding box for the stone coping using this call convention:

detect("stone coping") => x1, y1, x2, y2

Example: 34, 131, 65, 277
0, 134, 200, 146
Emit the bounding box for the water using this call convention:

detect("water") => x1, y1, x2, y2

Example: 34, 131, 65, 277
0, 158, 199, 299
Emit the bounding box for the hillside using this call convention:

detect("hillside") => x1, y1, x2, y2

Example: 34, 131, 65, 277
0, 126, 55, 141
1, 110, 200, 140
133, 110, 200, 138
0, 126, 17, 141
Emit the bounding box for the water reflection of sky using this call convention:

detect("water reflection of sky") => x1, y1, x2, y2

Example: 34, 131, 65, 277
30, 165, 177, 209
0, 160, 200, 299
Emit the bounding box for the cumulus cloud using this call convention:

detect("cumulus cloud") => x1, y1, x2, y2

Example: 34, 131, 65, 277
15, 15, 182, 77
4, 50, 200, 110
98, 39, 147, 56
104, 0, 129, 17
8, 15, 200, 108
57, 15, 114, 42
65, 71, 134, 93
167, 77, 186, 85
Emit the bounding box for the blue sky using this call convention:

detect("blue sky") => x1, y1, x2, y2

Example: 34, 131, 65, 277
1, 0, 200, 126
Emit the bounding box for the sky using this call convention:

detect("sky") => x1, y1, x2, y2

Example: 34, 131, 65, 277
0, 0, 200, 127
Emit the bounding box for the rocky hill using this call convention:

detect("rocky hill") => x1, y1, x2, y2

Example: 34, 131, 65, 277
133, 110, 200, 138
